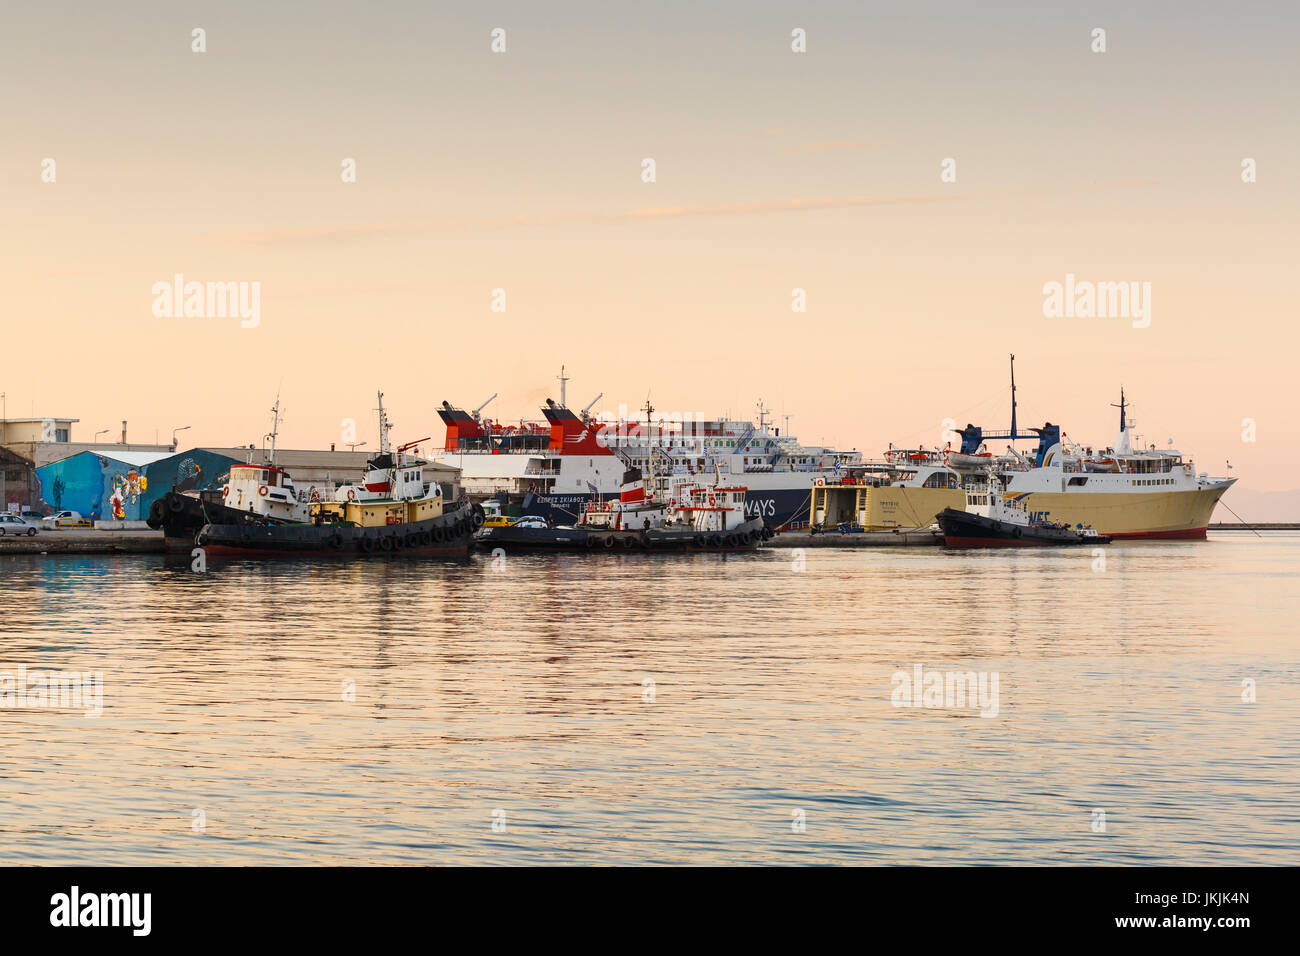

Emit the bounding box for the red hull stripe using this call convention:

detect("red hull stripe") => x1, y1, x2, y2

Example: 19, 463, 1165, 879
1107, 527, 1207, 540
198, 544, 468, 558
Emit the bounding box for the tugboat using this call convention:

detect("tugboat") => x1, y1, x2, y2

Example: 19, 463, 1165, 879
474, 464, 770, 552
192, 392, 482, 558
938, 473, 1112, 548
147, 396, 309, 551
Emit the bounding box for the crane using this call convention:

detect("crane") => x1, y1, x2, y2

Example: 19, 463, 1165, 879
472, 393, 497, 423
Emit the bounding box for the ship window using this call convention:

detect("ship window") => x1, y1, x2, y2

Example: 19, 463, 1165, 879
1068, 477, 1088, 486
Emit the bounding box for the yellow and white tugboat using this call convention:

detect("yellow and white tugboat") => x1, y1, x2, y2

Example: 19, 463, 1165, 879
197, 393, 482, 557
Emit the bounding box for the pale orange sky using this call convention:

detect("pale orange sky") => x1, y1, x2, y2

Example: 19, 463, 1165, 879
2, 2, 1296, 493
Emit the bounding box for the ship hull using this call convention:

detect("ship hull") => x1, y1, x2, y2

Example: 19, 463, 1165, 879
1001, 486, 1229, 539
476, 517, 769, 552
487, 484, 818, 530
937, 508, 1110, 548
195, 505, 477, 558
147, 490, 268, 551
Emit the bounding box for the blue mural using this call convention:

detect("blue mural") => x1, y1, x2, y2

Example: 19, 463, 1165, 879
36, 449, 240, 522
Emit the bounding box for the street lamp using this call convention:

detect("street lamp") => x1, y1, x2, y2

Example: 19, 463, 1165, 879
171, 425, 191, 450
347, 441, 367, 452
94, 429, 109, 443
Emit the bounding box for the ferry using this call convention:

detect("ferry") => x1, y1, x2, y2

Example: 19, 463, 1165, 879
812, 357, 1234, 540
433, 371, 859, 529
947, 383, 1234, 540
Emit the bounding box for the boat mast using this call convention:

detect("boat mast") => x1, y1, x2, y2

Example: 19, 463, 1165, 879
376, 390, 398, 495
377, 391, 391, 454
641, 398, 655, 501
1111, 387, 1127, 433
267, 394, 281, 467
1009, 353, 1017, 446
557, 365, 570, 409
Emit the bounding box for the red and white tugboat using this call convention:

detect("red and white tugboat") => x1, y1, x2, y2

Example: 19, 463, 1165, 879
475, 462, 770, 552
197, 393, 482, 558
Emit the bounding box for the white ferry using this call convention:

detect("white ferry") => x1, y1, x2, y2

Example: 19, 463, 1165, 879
943, 361, 1235, 539
433, 373, 858, 529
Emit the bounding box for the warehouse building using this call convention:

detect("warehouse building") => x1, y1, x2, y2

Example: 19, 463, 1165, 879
0, 447, 41, 513
34, 446, 462, 522
34, 448, 241, 522
2, 415, 174, 469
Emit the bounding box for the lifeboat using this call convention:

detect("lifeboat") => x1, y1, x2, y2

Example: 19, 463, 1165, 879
1083, 458, 1119, 473
945, 449, 994, 469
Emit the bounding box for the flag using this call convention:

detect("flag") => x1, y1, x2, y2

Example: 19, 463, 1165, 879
587, 481, 598, 494
833, 458, 841, 476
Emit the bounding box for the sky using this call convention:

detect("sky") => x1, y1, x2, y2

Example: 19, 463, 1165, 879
2, 1, 1296, 500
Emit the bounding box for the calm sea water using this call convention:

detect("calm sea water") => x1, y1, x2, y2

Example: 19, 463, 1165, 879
1, 532, 1296, 865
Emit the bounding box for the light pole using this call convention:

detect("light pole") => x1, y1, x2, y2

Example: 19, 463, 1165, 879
347, 441, 367, 452
171, 425, 191, 450
94, 429, 109, 443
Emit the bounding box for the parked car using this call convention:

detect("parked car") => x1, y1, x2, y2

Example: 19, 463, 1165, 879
20, 510, 43, 521
514, 516, 550, 528
0, 514, 38, 536
41, 510, 82, 529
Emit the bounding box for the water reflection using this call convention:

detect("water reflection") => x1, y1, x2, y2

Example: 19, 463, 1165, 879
0, 534, 1295, 864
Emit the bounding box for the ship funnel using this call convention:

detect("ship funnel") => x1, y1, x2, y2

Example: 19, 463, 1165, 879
956, 424, 984, 455
1030, 423, 1061, 467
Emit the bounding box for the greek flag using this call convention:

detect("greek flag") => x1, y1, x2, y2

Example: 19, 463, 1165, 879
833, 458, 841, 476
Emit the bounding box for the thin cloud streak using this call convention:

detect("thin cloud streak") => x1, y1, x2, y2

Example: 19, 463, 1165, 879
786, 139, 898, 152
206, 193, 963, 247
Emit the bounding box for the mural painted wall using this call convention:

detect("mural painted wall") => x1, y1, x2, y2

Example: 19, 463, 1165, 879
35, 449, 240, 521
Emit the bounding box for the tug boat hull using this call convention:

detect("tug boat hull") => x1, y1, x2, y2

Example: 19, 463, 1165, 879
196, 504, 478, 557
937, 508, 1111, 548
147, 490, 268, 552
